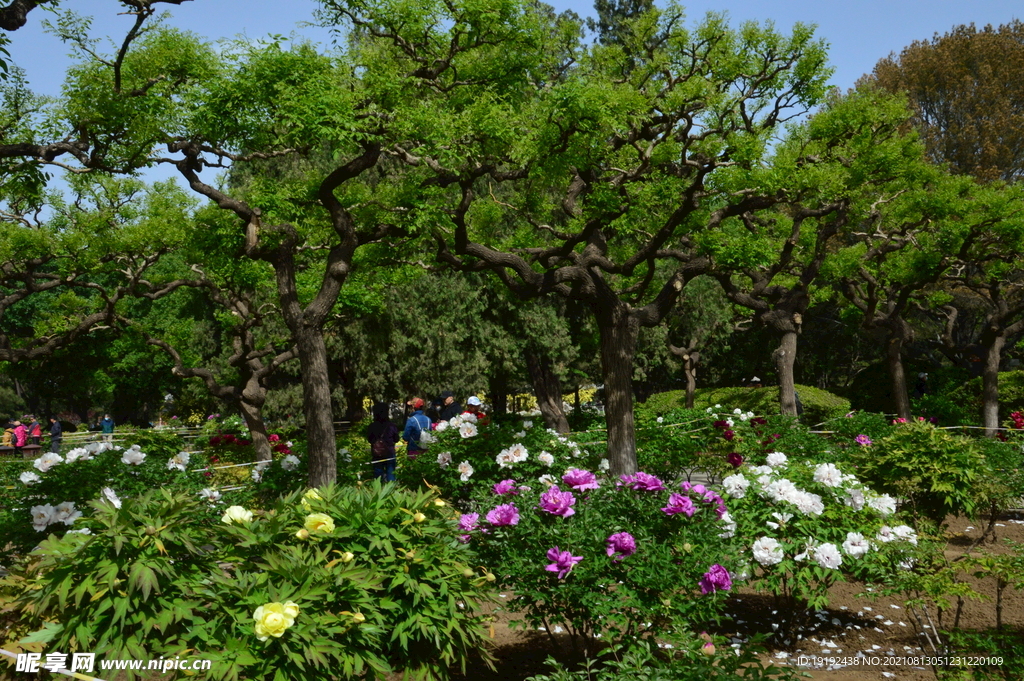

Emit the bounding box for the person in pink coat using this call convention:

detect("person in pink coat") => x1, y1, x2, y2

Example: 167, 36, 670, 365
12, 420, 28, 455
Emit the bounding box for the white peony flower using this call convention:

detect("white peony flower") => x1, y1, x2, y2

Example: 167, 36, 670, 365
64, 447, 91, 463
434, 419, 449, 432
844, 488, 866, 511
496, 449, 517, 468
459, 422, 478, 439
722, 474, 750, 499
33, 452, 63, 473
867, 493, 897, 516
656, 416, 664, 423
598, 458, 610, 471
54, 501, 82, 526
842, 532, 870, 558
813, 463, 844, 487
765, 478, 800, 504
251, 460, 271, 482
752, 537, 784, 566
30, 504, 55, 532
19, 471, 40, 485
121, 445, 146, 466
166, 451, 191, 472
814, 542, 843, 569
892, 524, 918, 545
67, 528, 92, 535
457, 461, 474, 482
766, 452, 788, 468
792, 491, 825, 516
199, 488, 222, 503
875, 525, 896, 543
436, 451, 452, 468
507, 443, 528, 462
718, 511, 737, 538
461, 412, 478, 424
418, 429, 435, 446
538, 451, 555, 466
734, 408, 742, 415
514, 431, 526, 439
538, 474, 558, 487
101, 487, 122, 509
523, 420, 533, 429
280, 455, 300, 471
221, 505, 253, 524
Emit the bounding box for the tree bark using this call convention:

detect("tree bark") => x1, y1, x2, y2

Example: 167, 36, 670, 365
489, 370, 508, 417
597, 302, 640, 477
684, 352, 698, 409
238, 392, 272, 461
886, 334, 912, 421
525, 350, 570, 433
981, 331, 1006, 436
295, 327, 337, 487
774, 330, 799, 417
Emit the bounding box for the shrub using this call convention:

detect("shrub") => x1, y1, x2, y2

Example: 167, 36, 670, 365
849, 420, 991, 528
402, 415, 600, 505
642, 385, 850, 424
723, 455, 913, 614
463, 466, 736, 655
12, 482, 496, 681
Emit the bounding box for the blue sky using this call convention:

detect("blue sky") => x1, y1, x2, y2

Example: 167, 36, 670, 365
11, 0, 1023, 96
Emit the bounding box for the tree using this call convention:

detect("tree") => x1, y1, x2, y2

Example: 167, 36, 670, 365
320, 0, 835, 475
869, 20, 1024, 182
665, 276, 734, 409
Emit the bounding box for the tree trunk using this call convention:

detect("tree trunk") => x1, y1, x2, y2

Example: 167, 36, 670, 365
295, 327, 337, 487
684, 352, 699, 410
525, 350, 570, 433
774, 330, 799, 417
489, 370, 508, 417
886, 334, 912, 421
238, 393, 272, 462
981, 332, 1006, 436
597, 304, 640, 477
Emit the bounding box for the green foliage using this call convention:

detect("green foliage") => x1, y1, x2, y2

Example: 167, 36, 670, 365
849, 421, 990, 527
946, 370, 1024, 425
642, 385, 850, 424
525, 638, 803, 681
13, 482, 495, 681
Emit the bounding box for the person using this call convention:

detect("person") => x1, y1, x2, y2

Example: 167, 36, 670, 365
100, 413, 115, 441
1, 420, 14, 449
366, 403, 400, 482
403, 398, 432, 460
48, 417, 62, 453
463, 396, 490, 426
12, 420, 27, 456
438, 390, 462, 421
28, 416, 41, 445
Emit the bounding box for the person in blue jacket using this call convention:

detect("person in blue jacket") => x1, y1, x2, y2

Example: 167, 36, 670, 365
402, 397, 431, 460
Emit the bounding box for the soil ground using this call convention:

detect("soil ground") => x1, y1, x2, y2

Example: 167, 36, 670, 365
448, 512, 1024, 681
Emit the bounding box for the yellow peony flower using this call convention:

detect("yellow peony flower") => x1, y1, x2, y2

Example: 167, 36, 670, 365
340, 551, 354, 563
300, 489, 323, 511
295, 528, 309, 540
304, 513, 335, 534
351, 612, 365, 623
433, 499, 446, 507
221, 506, 253, 525
253, 601, 300, 641
412, 512, 427, 523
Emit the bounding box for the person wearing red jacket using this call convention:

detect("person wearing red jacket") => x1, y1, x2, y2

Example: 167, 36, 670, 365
12, 420, 28, 455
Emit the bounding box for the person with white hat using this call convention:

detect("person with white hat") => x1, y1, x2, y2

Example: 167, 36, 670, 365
463, 396, 490, 426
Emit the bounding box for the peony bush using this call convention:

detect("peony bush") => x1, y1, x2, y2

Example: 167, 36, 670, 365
403, 414, 601, 504
13, 482, 495, 681
460, 466, 738, 655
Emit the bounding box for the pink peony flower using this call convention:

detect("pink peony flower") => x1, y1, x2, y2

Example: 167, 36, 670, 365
486, 504, 520, 527
699, 564, 732, 594
662, 493, 695, 517
493, 479, 519, 495
458, 512, 480, 533
619, 471, 665, 492
268, 434, 280, 442
854, 434, 872, 446
605, 532, 636, 562
561, 468, 600, 491
545, 546, 583, 579
538, 486, 576, 518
